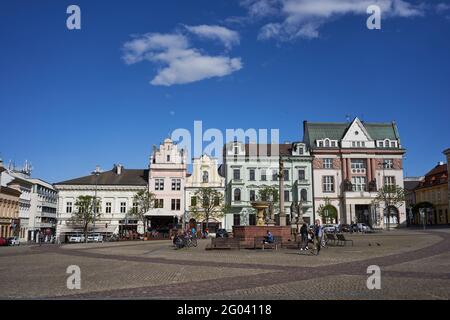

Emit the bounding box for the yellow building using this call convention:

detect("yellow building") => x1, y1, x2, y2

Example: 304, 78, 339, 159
0, 165, 22, 238
414, 162, 449, 225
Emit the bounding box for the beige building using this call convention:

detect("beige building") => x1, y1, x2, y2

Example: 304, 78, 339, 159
0, 161, 21, 238
414, 162, 449, 225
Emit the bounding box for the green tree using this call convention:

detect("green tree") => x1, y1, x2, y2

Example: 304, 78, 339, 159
129, 190, 156, 236
71, 195, 101, 243
372, 185, 406, 229
317, 198, 337, 224
190, 187, 228, 231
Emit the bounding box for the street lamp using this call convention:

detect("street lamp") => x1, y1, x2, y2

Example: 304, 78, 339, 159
378, 160, 390, 231
91, 165, 101, 236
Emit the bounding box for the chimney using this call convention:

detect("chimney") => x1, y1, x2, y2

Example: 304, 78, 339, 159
115, 164, 123, 175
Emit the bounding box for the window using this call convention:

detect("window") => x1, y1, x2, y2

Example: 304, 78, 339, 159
171, 199, 181, 211
284, 190, 290, 202
233, 145, 239, 155
66, 202, 72, 214
249, 214, 256, 226
283, 169, 289, 181
318, 141, 324, 147
155, 179, 164, 191
351, 159, 365, 169
155, 199, 164, 208
322, 176, 335, 193
233, 214, 241, 226
351, 176, 367, 191
172, 179, 181, 191
261, 169, 267, 181
390, 141, 396, 148
106, 202, 112, 214
272, 170, 278, 181
331, 141, 336, 147
214, 196, 220, 206
298, 169, 306, 181
120, 202, 126, 214
301, 189, 308, 202
249, 169, 255, 181
384, 176, 396, 187
234, 189, 241, 201
191, 196, 197, 207
233, 169, 241, 180
323, 159, 333, 169
384, 141, 389, 148
202, 171, 209, 183
325, 139, 330, 147
250, 190, 256, 202
383, 159, 394, 169
298, 146, 304, 154
132, 202, 138, 213
167, 155, 170, 162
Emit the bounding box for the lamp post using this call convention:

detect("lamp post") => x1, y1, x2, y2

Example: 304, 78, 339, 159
378, 160, 390, 231
91, 165, 101, 237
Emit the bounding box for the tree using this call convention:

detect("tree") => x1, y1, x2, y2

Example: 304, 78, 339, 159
372, 185, 406, 229
70, 195, 101, 243
257, 186, 279, 223
129, 190, 156, 236
190, 187, 227, 231
317, 198, 337, 224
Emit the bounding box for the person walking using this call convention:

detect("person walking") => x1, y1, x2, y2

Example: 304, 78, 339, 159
299, 223, 309, 252
313, 219, 323, 256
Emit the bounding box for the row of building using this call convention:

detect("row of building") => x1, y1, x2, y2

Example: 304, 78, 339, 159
1, 118, 449, 241
405, 149, 450, 226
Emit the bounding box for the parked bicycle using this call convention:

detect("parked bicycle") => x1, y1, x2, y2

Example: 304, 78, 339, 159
174, 233, 198, 249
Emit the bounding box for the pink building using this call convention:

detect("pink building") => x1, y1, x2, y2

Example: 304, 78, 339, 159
147, 138, 187, 233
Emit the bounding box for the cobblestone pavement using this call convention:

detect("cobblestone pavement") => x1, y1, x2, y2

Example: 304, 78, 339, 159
0, 229, 449, 300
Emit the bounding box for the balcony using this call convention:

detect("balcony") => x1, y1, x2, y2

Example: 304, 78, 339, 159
40, 212, 57, 219
38, 222, 56, 228
231, 179, 244, 185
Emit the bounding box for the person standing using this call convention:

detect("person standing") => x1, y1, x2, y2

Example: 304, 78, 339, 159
299, 223, 309, 252
313, 219, 323, 255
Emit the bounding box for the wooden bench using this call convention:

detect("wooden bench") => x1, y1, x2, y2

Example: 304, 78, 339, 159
336, 233, 354, 247
209, 237, 241, 250
254, 236, 282, 250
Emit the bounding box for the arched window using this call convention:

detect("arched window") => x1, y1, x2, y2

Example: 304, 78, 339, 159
301, 189, 308, 202
234, 189, 241, 202
325, 139, 330, 147
202, 171, 209, 183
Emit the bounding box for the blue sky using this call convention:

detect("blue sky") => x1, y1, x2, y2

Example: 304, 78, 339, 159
1, 0, 449, 183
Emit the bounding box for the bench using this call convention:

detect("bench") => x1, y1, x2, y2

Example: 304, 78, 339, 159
254, 236, 282, 250
209, 237, 241, 250
324, 233, 337, 246
336, 233, 354, 247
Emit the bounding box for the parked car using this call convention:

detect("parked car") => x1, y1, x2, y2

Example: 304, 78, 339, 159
0, 237, 8, 246
338, 224, 351, 233
216, 229, 229, 238
323, 224, 338, 233
87, 233, 103, 243
69, 234, 85, 243
357, 223, 372, 233
7, 236, 20, 246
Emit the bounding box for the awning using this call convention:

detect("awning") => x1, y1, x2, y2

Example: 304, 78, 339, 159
145, 208, 180, 217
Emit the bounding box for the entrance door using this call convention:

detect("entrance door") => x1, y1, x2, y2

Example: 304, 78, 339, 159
355, 205, 370, 225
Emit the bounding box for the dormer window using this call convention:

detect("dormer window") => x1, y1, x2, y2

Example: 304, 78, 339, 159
202, 171, 209, 183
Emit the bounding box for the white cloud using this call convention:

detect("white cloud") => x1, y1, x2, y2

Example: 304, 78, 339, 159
122, 33, 242, 86
436, 3, 450, 13
241, 0, 426, 41
184, 25, 240, 49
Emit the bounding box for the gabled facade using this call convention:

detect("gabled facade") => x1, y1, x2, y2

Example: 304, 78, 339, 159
147, 138, 187, 229
184, 155, 225, 233
222, 141, 314, 230
304, 117, 406, 228
445, 148, 450, 218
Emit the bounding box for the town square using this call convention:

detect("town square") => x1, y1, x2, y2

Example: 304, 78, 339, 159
1, 0, 450, 304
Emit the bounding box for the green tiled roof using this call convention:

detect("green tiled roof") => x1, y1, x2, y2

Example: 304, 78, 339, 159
304, 120, 400, 146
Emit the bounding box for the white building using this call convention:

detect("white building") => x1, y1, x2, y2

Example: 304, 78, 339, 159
304, 117, 407, 228
147, 138, 187, 233
184, 155, 225, 233
54, 164, 148, 241
0, 161, 56, 241
222, 141, 314, 230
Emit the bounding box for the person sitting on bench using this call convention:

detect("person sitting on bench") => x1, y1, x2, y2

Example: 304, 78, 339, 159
263, 230, 274, 244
